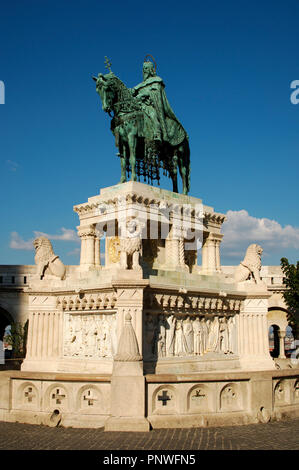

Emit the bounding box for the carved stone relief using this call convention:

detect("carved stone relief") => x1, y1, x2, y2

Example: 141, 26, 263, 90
63, 313, 117, 359
144, 313, 237, 360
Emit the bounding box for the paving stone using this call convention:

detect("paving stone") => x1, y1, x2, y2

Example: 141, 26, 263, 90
0, 418, 298, 451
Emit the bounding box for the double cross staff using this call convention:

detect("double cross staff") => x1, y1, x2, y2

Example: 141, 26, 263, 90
104, 56, 112, 72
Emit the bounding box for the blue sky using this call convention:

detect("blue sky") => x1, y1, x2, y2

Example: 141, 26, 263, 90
0, 0, 298, 266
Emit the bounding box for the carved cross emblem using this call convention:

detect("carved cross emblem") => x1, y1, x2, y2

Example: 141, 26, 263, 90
51, 388, 66, 405
158, 390, 171, 406
104, 56, 112, 72
24, 387, 35, 403
83, 389, 97, 406
191, 389, 206, 401
223, 386, 236, 404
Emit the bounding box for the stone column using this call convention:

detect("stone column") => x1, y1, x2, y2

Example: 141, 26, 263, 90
201, 234, 217, 274
215, 239, 221, 273
201, 234, 209, 274
94, 237, 101, 266
278, 330, 286, 359
207, 237, 217, 274
201, 233, 223, 274
164, 224, 188, 271
77, 225, 96, 268
236, 296, 275, 370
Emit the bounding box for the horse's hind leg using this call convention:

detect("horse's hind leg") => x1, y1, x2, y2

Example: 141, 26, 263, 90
120, 143, 127, 183
172, 153, 178, 193
178, 147, 188, 195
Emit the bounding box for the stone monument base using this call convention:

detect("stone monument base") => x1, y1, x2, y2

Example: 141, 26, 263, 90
1, 368, 299, 430
1, 181, 298, 430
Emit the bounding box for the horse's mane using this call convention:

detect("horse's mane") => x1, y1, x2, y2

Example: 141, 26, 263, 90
110, 75, 134, 102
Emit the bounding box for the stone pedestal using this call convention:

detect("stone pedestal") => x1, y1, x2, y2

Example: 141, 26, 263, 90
10, 181, 287, 431
105, 362, 149, 432
237, 295, 275, 370
105, 312, 150, 431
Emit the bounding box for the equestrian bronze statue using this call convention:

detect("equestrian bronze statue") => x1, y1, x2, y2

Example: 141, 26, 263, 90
93, 56, 190, 195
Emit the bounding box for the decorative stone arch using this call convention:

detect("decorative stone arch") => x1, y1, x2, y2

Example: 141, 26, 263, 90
274, 379, 291, 406
268, 308, 289, 359
17, 381, 39, 410
267, 308, 288, 332
219, 382, 242, 412
0, 307, 14, 341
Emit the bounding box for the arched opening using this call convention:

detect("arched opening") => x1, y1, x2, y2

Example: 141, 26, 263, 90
269, 324, 280, 358
0, 307, 14, 361
0, 307, 28, 365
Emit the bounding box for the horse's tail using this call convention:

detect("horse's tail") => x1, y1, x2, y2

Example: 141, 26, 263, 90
185, 139, 191, 194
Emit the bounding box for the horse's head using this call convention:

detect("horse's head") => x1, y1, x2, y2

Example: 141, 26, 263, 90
93, 73, 116, 114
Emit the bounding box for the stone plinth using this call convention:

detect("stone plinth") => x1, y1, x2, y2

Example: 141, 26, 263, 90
4, 182, 287, 431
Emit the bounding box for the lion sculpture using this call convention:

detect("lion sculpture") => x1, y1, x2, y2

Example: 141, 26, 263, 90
118, 218, 142, 270
34, 236, 66, 280
234, 244, 263, 284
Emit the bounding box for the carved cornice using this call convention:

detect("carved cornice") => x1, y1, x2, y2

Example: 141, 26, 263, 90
74, 194, 226, 228
57, 291, 117, 312
203, 212, 227, 226
144, 291, 242, 314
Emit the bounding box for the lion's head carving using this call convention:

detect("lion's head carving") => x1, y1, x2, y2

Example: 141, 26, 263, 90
34, 236, 55, 265
234, 244, 263, 284
242, 244, 263, 271
33, 236, 66, 280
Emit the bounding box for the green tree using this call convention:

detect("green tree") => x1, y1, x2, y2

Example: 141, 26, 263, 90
280, 258, 299, 339
3, 321, 28, 359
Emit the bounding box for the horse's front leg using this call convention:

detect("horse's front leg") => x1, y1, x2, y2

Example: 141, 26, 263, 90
127, 126, 138, 182
177, 147, 188, 195
172, 153, 178, 193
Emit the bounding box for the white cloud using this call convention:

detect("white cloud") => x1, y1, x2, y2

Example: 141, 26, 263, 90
222, 210, 299, 258
34, 228, 79, 243
10, 228, 79, 251
67, 247, 80, 256
10, 232, 34, 250
6, 160, 19, 172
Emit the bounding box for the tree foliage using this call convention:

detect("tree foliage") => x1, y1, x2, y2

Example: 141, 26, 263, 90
280, 258, 299, 338
3, 321, 28, 358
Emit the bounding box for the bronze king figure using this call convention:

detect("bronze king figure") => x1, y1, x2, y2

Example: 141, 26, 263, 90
93, 56, 190, 194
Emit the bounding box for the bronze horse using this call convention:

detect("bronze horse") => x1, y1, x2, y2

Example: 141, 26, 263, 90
93, 72, 190, 194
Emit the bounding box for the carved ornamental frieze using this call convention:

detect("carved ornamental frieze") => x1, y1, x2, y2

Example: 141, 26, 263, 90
56, 292, 118, 312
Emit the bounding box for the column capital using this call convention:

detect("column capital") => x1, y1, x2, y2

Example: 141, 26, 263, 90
77, 225, 96, 238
